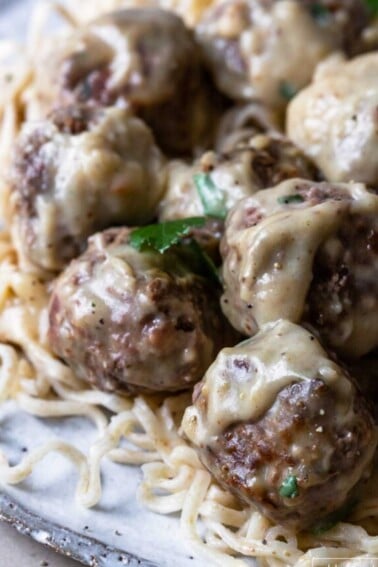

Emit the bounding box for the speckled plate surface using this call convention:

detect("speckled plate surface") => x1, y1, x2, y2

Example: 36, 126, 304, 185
0, 492, 155, 567
0, 401, 208, 566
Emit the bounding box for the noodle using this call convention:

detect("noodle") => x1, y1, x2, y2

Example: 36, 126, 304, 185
0, 2, 376, 566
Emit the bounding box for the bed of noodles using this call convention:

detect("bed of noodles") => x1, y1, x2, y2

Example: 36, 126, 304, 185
0, 2, 377, 566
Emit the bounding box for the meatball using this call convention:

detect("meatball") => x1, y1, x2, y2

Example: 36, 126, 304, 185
182, 320, 377, 529
48, 227, 237, 394
347, 354, 378, 421
221, 178, 378, 357
159, 133, 317, 222
196, 0, 369, 110
11, 105, 166, 272
159, 134, 316, 261
35, 8, 224, 156
287, 53, 378, 186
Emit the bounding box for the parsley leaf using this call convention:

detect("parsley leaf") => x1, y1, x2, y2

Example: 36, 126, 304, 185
366, 0, 378, 15
194, 173, 227, 220
129, 217, 206, 254
277, 194, 305, 205
186, 239, 222, 286
279, 475, 299, 499
279, 81, 298, 101
311, 499, 357, 535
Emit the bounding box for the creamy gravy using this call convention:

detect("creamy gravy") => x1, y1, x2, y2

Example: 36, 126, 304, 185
182, 320, 354, 447
222, 178, 378, 340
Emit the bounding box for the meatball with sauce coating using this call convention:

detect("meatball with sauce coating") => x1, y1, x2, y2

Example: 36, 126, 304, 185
196, 0, 369, 110
347, 354, 378, 421
48, 227, 237, 394
160, 133, 316, 221
159, 134, 317, 258
221, 178, 378, 357
182, 320, 377, 530
287, 53, 378, 186
11, 105, 166, 273
35, 8, 224, 155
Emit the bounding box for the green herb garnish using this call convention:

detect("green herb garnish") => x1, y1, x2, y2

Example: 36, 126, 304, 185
186, 239, 222, 286
279, 475, 299, 499
366, 0, 378, 15
277, 194, 305, 205
310, 3, 331, 24
129, 217, 206, 253
279, 81, 298, 101
311, 499, 357, 535
194, 173, 227, 220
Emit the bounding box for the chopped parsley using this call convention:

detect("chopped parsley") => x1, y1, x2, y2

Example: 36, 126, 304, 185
277, 194, 305, 205
279, 475, 299, 499
186, 239, 222, 286
129, 217, 206, 254
366, 0, 378, 15
129, 218, 221, 286
310, 3, 331, 24
311, 499, 357, 535
194, 173, 227, 220
279, 81, 298, 101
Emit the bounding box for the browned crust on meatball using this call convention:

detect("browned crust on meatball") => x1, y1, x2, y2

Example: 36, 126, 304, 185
200, 378, 376, 529
240, 136, 318, 188
306, 214, 378, 354
53, 9, 227, 156
48, 228, 238, 394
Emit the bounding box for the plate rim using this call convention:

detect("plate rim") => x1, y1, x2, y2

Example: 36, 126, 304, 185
0, 491, 158, 567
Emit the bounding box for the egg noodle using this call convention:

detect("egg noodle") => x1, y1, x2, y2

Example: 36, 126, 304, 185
0, 2, 377, 566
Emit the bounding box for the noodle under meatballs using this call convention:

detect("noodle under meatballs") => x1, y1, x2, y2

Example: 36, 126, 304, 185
35, 8, 223, 156
196, 0, 369, 110
48, 227, 237, 394
221, 178, 378, 357
11, 105, 166, 273
182, 320, 377, 530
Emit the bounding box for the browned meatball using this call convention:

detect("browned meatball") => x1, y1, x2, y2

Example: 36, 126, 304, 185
347, 354, 378, 421
160, 134, 317, 221
159, 134, 317, 261
196, 0, 369, 110
35, 8, 224, 156
182, 320, 377, 529
10, 105, 166, 273
221, 179, 378, 357
306, 212, 378, 357
48, 227, 237, 394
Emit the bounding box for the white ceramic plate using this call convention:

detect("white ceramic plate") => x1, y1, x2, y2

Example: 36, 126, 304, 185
0, 400, 205, 566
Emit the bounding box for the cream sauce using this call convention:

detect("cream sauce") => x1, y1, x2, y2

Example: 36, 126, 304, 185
182, 320, 354, 447
159, 149, 257, 221
198, 0, 340, 109
13, 107, 166, 272
239, 1, 336, 107
287, 53, 378, 184
221, 178, 378, 338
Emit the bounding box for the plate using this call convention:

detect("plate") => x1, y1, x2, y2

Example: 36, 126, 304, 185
0, 401, 205, 566
0, 492, 154, 567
